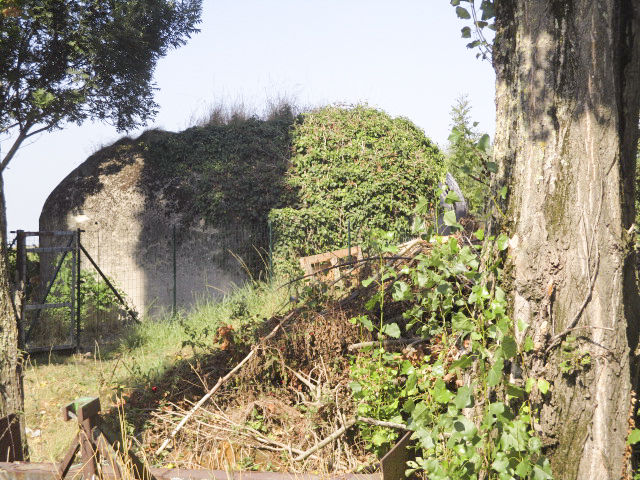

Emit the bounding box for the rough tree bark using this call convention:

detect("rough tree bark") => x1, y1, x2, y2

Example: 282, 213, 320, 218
0, 175, 24, 428
492, 1, 640, 478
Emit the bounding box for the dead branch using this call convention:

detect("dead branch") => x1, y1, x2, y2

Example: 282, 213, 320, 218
358, 417, 410, 431
292, 416, 409, 462
348, 337, 423, 351
155, 308, 301, 454
293, 418, 357, 461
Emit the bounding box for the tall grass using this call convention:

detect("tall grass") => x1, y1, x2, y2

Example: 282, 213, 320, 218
24, 278, 290, 462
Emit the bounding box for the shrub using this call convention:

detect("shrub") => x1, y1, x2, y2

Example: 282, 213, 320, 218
270, 104, 445, 276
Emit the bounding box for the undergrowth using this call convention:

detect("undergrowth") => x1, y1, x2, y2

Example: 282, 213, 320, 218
24, 279, 288, 462
346, 212, 552, 479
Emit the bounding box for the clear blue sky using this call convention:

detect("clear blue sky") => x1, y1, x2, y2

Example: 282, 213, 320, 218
3, 0, 496, 233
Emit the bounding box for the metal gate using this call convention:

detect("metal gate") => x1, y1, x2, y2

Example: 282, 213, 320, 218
15, 230, 79, 353
13, 229, 138, 353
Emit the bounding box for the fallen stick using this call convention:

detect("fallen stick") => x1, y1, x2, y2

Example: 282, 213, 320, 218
155, 308, 300, 455
292, 416, 409, 463
358, 416, 409, 431
293, 418, 357, 462
347, 337, 423, 351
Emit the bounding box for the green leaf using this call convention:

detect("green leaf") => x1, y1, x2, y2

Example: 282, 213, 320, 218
480, 0, 495, 20
627, 428, 640, 445
381, 322, 401, 339
448, 127, 462, 144
414, 196, 429, 215
499, 185, 508, 199
433, 379, 454, 404
487, 161, 498, 173
502, 335, 518, 359
461, 26, 471, 38
476, 134, 491, 152
452, 312, 473, 333
372, 430, 389, 446
473, 229, 484, 241
523, 336, 535, 352
488, 359, 504, 387
497, 234, 509, 251
525, 377, 536, 393
453, 385, 473, 409
349, 381, 362, 393
32, 88, 55, 107
456, 6, 471, 19
506, 383, 524, 399
491, 455, 509, 474
362, 276, 375, 287
450, 0, 461, 5
533, 458, 553, 480
443, 209, 458, 227
515, 458, 532, 477
537, 378, 551, 394
354, 315, 374, 331
392, 281, 413, 301
444, 190, 460, 204
517, 318, 529, 332
451, 354, 472, 370
528, 436, 542, 454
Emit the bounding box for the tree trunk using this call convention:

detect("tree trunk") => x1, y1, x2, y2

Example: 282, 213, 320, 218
0, 172, 24, 448
493, 1, 640, 478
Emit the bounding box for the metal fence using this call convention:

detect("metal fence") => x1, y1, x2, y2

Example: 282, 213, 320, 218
8, 222, 270, 350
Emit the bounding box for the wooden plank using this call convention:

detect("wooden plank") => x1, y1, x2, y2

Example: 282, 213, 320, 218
0, 463, 381, 480
300, 246, 362, 266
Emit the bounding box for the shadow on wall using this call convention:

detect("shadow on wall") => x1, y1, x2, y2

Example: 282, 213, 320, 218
39, 107, 295, 318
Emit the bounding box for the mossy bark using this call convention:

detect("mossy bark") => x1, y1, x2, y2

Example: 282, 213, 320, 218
493, 1, 640, 478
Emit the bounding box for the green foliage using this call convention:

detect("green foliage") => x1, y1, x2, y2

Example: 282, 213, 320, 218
446, 95, 492, 220
141, 106, 295, 225
450, 0, 495, 61
350, 352, 404, 456
0, 0, 202, 164
48, 257, 127, 322
558, 336, 591, 375
349, 214, 551, 478
270, 104, 445, 276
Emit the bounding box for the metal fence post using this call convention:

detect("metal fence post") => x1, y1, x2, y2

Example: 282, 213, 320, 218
348, 220, 352, 262
16, 230, 25, 350
173, 224, 177, 316
76, 229, 82, 351
268, 219, 273, 282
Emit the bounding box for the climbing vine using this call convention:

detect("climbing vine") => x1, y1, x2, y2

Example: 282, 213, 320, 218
270, 104, 445, 276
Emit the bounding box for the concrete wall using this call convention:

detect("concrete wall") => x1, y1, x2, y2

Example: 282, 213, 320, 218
39, 140, 262, 319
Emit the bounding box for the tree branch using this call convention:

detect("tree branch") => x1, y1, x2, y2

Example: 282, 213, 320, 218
1, 128, 29, 172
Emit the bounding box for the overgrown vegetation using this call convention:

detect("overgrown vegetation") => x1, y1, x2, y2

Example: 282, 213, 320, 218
347, 215, 551, 479
139, 104, 295, 226
270, 104, 445, 276
445, 95, 492, 220
24, 279, 288, 462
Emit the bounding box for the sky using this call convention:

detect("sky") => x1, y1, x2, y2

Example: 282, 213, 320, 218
2, 0, 496, 233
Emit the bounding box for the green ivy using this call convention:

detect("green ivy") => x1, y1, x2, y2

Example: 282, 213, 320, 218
270, 105, 445, 276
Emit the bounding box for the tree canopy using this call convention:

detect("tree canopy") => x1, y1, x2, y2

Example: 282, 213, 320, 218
0, 0, 202, 169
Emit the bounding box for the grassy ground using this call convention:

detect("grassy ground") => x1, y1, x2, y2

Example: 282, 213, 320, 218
23, 279, 289, 463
